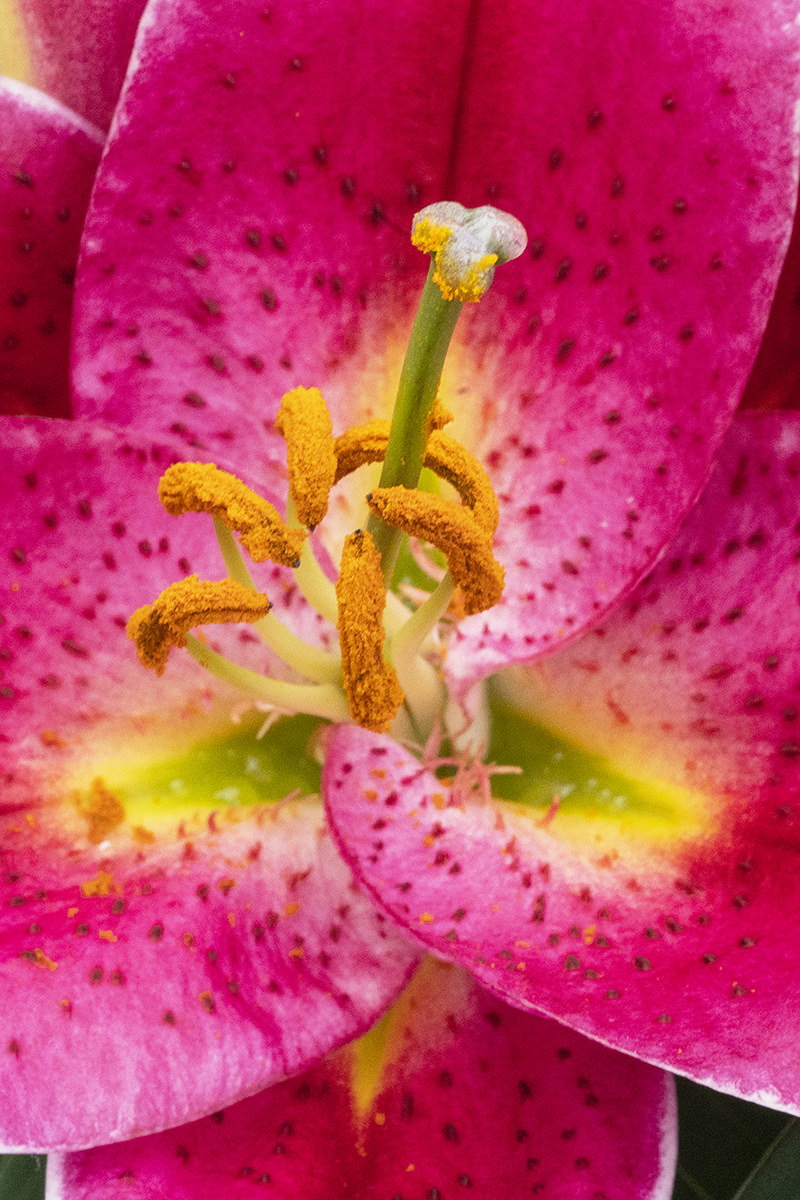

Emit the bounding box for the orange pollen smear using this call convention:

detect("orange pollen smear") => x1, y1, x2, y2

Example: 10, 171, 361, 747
72, 776, 126, 844
336, 530, 404, 733
366, 487, 504, 616
275, 385, 337, 528
127, 575, 272, 674
158, 461, 306, 568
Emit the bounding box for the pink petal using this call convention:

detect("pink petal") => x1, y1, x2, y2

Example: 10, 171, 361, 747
0, 418, 417, 1150
0, 79, 102, 418
444, 0, 800, 680
17, 0, 147, 130
53, 960, 676, 1200
71, 0, 470, 472
71, 0, 800, 667
325, 412, 800, 1114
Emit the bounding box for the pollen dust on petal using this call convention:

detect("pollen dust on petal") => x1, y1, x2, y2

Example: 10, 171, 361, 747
80, 870, 119, 897
74, 777, 126, 844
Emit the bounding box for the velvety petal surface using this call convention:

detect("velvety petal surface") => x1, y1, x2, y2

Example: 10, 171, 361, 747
71, 0, 800, 669
0, 418, 418, 1151
0, 78, 102, 417
15, 0, 147, 130
50, 959, 676, 1200
325, 411, 800, 1113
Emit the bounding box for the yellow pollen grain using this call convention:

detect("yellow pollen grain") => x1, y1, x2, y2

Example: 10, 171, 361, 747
132, 825, 156, 845
275, 386, 337, 528
67, 908, 78, 918
419, 913, 434, 924
410, 217, 452, 257
433, 252, 498, 303
375, 1112, 386, 1125
336, 530, 404, 733
158, 462, 306, 568
29, 949, 57, 971
73, 777, 126, 844
127, 575, 272, 675
366, 488, 504, 615
81, 870, 118, 897
99, 930, 117, 942
284, 902, 300, 916
40, 729, 66, 748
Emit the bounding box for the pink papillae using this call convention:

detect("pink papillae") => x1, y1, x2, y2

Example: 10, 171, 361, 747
0, 79, 102, 418
52, 961, 676, 1200
325, 412, 800, 1115
0, 419, 418, 1151
71, 0, 800, 669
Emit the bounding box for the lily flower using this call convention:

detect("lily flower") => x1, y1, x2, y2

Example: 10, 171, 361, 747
2, 0, 800, 1190
0, 78, 678, 1200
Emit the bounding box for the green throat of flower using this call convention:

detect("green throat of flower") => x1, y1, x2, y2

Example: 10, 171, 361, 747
127, 202, 527, 741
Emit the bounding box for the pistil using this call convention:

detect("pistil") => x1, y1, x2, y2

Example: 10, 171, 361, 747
127, 202, 526, 741
367, 201, 527, 584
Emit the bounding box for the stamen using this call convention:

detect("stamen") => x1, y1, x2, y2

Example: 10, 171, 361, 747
335, 530, 404, 733
365, 488, 504, 615
127, 575, 272, 675
158, 462, 306, 568
412, 202, 528, 303
334, 423, 498, 534
424, 430, 499, 534
333, 418, 391, 484
276, 386, 338, 528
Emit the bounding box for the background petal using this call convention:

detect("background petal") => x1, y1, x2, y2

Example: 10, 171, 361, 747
742, 185, 800, 410
0, 79, 102, 417
325, 412, 800, 1114
51, 959, 676, 1200
0, 419, 417, 1150
71, 0, 800, 659
13, 0, 147, 130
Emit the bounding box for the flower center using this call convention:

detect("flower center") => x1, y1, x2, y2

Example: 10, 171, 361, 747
127, 203, 527, 741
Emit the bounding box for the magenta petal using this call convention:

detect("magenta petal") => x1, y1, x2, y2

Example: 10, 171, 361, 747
71, 0, 472, 479
53, 960, 676, 1200
0, 79, 102, 417
0, 419, 417, 1150
18, 0, 147, 129
325, 412, 800, 1114
71, 0, 800, 662
443, 0, 800, 680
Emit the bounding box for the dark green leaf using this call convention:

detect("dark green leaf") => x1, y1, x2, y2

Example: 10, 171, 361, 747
0, 1155, 46, 1200
732, 1118, 800, 1200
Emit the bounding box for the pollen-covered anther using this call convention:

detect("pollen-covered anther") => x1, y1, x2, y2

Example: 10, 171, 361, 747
158, 462, 306, 567
366, 488, 504, 615
335, 530, 404, 733
127, 575, 272, 675
333, 424, 498, 534
424, 430, 499, 535
334, 419, 392, 484
412, 201, 527, 302
275, 386, 337, 527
